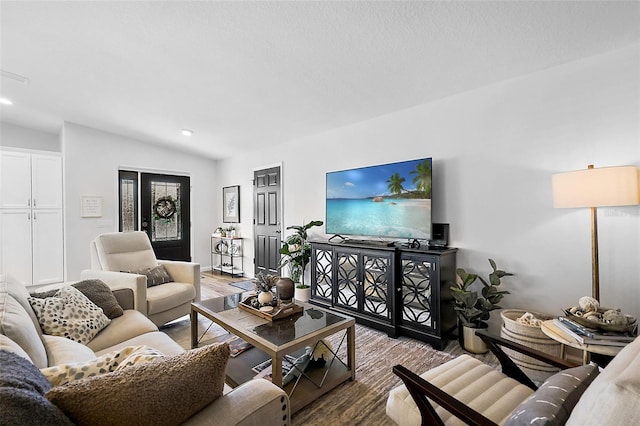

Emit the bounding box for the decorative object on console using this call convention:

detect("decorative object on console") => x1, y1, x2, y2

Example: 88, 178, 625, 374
278, 220, 323, 290
450, 259, 512, 354
552, 164, 640, 301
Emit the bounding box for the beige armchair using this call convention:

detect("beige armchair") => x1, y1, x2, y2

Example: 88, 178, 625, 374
81, 231, 200, 326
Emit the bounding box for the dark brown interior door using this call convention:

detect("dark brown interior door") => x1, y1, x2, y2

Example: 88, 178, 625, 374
140, 173, 191, 261
254, 166, 281, 276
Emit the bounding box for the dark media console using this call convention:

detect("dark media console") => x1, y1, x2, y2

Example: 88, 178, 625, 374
309, 239, 457, 349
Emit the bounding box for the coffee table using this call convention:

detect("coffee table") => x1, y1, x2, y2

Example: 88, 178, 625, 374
191, 293, 356, 413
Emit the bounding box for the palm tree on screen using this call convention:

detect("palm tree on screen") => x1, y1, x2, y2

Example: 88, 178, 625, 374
386, 173, 405, 195
410, 160, 432, 197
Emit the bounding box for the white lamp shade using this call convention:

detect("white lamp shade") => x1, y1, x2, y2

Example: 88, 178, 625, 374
552, 166, 640, 208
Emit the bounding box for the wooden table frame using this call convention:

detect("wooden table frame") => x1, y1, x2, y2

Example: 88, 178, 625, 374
191, 299, 356, 413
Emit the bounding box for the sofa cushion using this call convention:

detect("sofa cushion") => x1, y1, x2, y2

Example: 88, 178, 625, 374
0, 350, 73, 425
0, 334, 32, 362
47, 342, 230, 426
31, 279, 124, 319
124, 264, 173, 287
567, 336, 640, 425
41, 345, 163, 386
28, 286, 111, 345
86, 309, 158, 352
3, 274, 42, 330
94, 331, 185, 357
0, 292, 48, 369
146, 282, 196, 315
42, 335, 97, 365
506, 363, 599, 426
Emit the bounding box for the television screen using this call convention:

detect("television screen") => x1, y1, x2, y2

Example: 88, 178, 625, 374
326, 158, 432, 240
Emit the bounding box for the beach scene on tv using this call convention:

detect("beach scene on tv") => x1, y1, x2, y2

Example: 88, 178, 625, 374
326, 158, 432, 240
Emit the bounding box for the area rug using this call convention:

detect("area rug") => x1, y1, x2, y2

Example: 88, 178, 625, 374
163, 317, 455, 425
228, 279, 255, 292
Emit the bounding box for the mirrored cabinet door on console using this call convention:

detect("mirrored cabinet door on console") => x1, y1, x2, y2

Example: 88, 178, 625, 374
310, 241, 456, 349
311, 243, 396, 337
397, 250, 458, 348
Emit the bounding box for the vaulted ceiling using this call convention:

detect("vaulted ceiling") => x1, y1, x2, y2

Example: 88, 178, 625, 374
1, 1, 638, 159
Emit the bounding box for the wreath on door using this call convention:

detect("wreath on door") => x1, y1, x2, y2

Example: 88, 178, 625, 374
153, 195, 177, 220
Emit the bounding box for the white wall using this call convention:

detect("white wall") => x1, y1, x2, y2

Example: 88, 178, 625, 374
62, 122, 217, 279
215, 44, 640, 318
0, 122, 60, 152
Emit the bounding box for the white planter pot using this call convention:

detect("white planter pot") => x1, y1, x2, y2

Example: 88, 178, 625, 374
294, 287, 311, 303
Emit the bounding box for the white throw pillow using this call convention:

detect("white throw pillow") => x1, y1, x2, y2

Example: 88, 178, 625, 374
28, 286, 111, 345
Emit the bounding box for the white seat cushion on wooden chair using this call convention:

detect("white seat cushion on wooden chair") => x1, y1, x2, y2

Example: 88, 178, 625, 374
386, 354, 535, 426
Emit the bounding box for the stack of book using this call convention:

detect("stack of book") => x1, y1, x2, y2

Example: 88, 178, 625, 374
553, 317, 637, 347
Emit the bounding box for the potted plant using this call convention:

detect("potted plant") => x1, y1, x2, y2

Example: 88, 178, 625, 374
279, 220, 323, 302
450, 258, 512, 353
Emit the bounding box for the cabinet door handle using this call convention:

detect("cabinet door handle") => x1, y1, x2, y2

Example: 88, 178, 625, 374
28, 199, 31, 206
33, 199, 36, 207
33, 212, 36, 220
28, 212, 30, 220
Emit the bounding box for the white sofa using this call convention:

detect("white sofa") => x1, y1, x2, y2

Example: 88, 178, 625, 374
82, 231, 201, 326
0, 275, 290, 425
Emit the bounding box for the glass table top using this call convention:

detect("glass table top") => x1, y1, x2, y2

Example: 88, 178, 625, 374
196, 291, 351, 346
248, 308, 348, 346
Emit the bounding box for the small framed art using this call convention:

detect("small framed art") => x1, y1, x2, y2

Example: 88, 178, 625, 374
223, 185, 240, 223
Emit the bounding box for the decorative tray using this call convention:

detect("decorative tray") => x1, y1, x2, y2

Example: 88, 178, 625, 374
563, 308, 637, 333
239, 296, 303, 321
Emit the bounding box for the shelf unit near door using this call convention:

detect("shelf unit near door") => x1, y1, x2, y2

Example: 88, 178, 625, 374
211, 236, 244, 277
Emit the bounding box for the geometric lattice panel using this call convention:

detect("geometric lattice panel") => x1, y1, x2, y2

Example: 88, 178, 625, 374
401, 259, 434, 328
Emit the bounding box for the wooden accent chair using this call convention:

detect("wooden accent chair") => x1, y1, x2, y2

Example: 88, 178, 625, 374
81, 231, 200, 326
387, 330, 589, 425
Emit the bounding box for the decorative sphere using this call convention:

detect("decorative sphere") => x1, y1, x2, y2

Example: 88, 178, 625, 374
257, 291, 274, 306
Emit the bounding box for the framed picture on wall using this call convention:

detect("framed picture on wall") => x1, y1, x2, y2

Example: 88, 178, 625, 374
223, 185, 240, 223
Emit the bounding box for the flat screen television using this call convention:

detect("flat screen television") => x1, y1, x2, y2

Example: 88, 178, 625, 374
326, 157, 432, 240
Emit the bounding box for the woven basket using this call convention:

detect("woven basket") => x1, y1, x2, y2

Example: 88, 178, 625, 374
500, 309, 562, 383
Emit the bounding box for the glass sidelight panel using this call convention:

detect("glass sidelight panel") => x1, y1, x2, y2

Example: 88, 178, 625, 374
150, 180, 182, 242
119, 171, 138, 232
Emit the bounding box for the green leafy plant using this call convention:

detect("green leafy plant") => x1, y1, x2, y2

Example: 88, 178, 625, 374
279, 220, 323, 289
450, 259, 512, 328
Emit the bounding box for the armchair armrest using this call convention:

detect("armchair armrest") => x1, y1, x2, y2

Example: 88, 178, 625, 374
392, 365, 497, 426
80, 269, 147, 315
158, 260, 201, 302
476, 329, 579, 389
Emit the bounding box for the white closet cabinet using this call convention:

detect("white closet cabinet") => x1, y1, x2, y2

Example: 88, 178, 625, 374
0, 151, 64, 286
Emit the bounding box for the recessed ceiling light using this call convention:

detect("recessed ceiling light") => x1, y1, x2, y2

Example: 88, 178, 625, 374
0, 98, 13, 105
181, 129, 194, 137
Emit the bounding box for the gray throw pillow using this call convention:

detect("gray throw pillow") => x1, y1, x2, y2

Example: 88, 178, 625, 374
123, 264, 173, 287
30, 279, 124, 319
0, 350, 73, 426
505, 363, 600, 426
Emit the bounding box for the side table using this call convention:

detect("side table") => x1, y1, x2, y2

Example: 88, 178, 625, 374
540, 320, 624, 365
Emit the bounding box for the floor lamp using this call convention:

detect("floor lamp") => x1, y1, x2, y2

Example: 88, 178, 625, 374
552, 165, 640, 302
